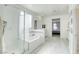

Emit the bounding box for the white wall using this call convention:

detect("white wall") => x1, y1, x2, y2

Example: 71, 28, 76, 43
60, 15, 69, 39
0, 5, 4, 17
0, 5, 25, 53
32, 16, 43, 29
3, 6, 20, 53
0, 5, 4, 53
43, 15, 69, 39
75, 5, 79, 53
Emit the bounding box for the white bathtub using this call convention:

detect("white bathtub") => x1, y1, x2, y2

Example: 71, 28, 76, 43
25, 29, 45, 53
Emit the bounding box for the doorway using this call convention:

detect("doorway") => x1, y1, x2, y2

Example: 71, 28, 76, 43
52, 18, 60, 36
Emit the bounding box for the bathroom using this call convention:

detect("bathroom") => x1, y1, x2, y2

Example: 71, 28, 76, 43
0, 4, 77, 54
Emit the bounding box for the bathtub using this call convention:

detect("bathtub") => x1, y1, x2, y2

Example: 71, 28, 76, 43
25, 29, 45, 53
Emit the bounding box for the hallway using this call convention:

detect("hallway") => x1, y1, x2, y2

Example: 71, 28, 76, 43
32, 36, 69, 54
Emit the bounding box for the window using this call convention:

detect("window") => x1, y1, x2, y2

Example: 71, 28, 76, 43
19, 11, 32, 41
19, 11, 25, 40
25, 13, 32, 29
25, 13, 32, 41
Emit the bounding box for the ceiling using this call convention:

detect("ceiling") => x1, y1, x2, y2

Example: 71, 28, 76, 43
21, 4, 69, 16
